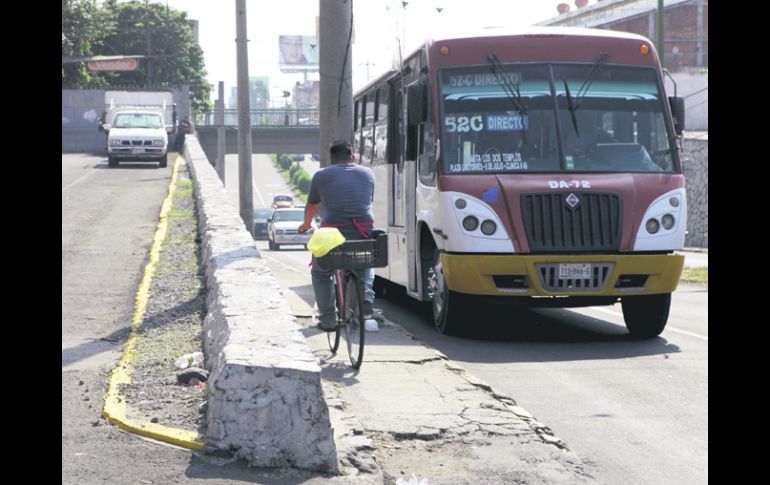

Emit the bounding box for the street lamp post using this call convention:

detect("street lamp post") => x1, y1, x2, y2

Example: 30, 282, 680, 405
283, 90, 291, 125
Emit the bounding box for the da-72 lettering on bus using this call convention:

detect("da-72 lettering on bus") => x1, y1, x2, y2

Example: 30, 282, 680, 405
548, 180, 592, 189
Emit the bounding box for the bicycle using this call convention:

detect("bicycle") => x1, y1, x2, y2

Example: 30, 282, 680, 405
315, 231, 388, 369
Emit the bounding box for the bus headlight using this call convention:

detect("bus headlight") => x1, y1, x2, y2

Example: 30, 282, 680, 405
661, 214, 675, 230
646, 218, 660, 234
462, 216, 479, 231
480, 220, 497, 235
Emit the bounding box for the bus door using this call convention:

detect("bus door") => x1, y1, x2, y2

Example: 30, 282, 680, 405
403, 82, 422, 296
387, 78, 408, 287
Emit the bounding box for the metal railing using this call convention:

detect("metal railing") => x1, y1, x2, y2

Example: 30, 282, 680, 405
192, 109, 320, 127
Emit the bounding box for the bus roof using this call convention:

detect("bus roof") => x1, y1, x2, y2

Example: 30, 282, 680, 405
354, 27, 658, 98
422, 26, 651, 46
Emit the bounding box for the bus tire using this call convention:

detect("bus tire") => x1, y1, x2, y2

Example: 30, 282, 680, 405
621, 293, 671, 339
424, 249, 465, 335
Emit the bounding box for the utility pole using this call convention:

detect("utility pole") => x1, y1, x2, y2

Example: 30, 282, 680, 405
696, 0, 703, 67
216, 81, 225, 182
657, 0, 665, 69
319, 0, 353, 167
145, 0, 153, 87
360, 59, 374, 82
235, 0, 254, 233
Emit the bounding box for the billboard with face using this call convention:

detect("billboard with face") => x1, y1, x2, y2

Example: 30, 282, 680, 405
279, 35, 318, 72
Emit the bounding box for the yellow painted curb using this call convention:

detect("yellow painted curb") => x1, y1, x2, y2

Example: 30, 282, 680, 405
102, 156, 205, 450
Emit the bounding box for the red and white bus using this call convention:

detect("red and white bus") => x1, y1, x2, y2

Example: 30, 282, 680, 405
353, 27, 687, 338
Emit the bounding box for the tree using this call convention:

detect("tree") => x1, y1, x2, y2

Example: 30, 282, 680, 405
62, 0, 108, 88
62, 0, 212, 110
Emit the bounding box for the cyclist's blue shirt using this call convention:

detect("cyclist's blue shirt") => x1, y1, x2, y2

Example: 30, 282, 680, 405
307, 163, 374, 237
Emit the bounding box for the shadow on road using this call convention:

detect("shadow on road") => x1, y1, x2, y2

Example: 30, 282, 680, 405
373, 280, 681, 364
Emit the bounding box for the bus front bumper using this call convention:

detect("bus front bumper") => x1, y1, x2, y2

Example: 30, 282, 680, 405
441, 253, 684, 297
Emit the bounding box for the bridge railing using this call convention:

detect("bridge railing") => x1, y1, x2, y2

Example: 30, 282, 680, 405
192, 109, 319, 127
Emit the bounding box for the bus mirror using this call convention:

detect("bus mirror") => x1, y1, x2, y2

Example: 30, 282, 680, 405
669, 96, 685, 135
407, 82, 427, 125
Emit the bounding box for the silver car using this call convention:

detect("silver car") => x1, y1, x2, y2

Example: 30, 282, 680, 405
252, 208, 274, 240
267, 208, 315, 250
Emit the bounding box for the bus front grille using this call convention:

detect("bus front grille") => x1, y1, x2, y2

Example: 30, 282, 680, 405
521, 192, 622, 252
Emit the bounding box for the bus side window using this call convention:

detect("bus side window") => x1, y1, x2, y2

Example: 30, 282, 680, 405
418, 122, 436, 185
373, 86, 389, 163
387, 80, 403, 165
353, 100, 362, 158
405, 82, 419, 160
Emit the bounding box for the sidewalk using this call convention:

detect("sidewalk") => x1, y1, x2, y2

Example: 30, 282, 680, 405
279, 288, 598, 484
678, 248, 708, 268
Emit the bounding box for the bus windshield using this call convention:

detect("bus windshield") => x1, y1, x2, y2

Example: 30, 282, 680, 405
438, 63, 676, 174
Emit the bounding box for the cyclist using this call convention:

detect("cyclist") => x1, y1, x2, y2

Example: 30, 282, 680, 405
298, 140, 376, 332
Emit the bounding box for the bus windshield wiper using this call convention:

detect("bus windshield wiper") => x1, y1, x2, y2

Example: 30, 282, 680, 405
571, 52, 608, 111
487, 52, 527, 144
563, 79, 579, 137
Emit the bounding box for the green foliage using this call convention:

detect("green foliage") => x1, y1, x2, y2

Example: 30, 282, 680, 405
680, 266, 708, 284
61, 0, 212, 110
296, 171, 312, 193
278, 154, 293, 170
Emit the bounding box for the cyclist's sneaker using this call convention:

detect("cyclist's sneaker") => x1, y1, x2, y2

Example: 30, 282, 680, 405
365, 318, 379, 332
316, 321, 337, 332
362, 300, 374, 318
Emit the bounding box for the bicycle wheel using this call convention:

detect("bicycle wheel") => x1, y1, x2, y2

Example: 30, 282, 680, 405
343, 272, 365, 369
326, 271, 342, 353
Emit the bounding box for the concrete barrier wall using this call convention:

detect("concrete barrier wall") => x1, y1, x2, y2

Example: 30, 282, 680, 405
183, 136, 338, 472
683, 132, 708, 248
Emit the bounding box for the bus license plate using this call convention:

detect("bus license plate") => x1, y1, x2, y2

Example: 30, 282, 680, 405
558, 263, 592, 280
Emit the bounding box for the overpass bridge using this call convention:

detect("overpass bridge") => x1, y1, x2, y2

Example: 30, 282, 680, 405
193, 108, 320, 162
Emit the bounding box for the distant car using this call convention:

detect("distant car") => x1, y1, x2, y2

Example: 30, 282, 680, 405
252, 207, 274, 240
271, 194, 295, 209
268, 208, 315, 250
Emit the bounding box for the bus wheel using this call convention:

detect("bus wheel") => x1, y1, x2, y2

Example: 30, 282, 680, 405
424, 250, 465, 335
621, 293, 671, 339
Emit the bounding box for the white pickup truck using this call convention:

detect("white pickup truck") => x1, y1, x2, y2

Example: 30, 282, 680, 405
99, 90, 176, 168
105, 110, 168, 167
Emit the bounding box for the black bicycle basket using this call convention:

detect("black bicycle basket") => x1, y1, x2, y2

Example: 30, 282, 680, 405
316, 232, 388, 270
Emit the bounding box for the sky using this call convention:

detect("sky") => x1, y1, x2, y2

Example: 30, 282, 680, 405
157, 0, 572, 106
